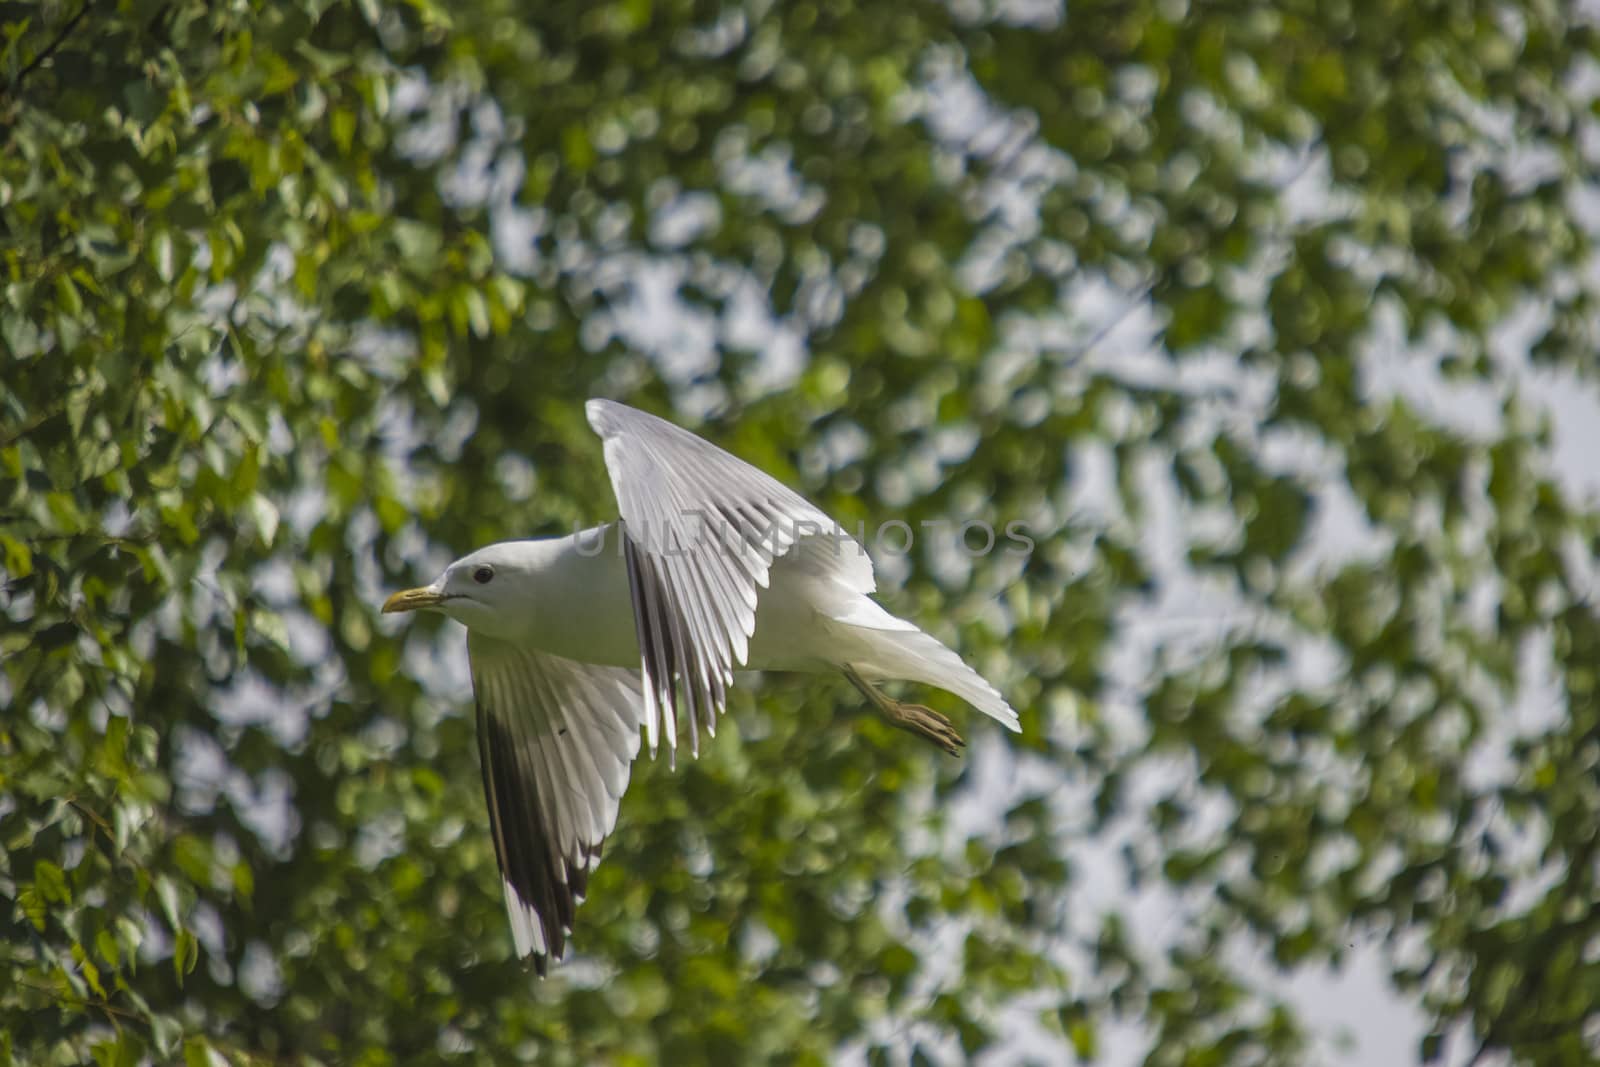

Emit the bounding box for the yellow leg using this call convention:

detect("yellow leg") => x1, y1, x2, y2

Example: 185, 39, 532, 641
843, 665, 964, 757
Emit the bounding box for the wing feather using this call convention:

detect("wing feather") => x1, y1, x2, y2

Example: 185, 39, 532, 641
467, 633, 642, 973
587, 398, 874, 758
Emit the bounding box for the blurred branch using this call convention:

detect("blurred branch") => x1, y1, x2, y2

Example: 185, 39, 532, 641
0, 404, 66, 451
1063, 276, 1158, 367
14, 977, 138, 1021
0, 2, 90, 102
23, 530, 157, 547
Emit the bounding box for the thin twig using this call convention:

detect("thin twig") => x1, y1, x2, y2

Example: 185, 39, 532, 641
3, 3, 91, 100
65, 795, 114, 838
15, 978, 137, 1020
0, 403, 66, 451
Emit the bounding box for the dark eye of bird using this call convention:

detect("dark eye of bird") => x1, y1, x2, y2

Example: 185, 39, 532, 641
473, 565, 494, 585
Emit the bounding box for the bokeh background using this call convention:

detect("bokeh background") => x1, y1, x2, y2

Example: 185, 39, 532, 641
6, 1, 1600, 1064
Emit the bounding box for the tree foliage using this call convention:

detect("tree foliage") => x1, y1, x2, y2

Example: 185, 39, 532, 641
4, 0, 1600, 1063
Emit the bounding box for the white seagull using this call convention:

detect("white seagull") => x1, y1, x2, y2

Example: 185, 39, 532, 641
382, 399, 1019, 972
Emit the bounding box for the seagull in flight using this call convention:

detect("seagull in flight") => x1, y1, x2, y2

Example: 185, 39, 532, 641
382, 399, 1020, 972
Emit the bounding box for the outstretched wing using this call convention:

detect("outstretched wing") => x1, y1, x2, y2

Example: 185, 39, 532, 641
586, 398, 872, 762
466, 632, 643, 973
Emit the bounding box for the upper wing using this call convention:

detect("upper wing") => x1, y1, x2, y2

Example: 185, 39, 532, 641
467, 631, 643, 973
586, 398, 873, 761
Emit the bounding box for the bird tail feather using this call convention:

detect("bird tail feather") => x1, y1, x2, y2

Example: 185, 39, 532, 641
843, 622, 1020, 732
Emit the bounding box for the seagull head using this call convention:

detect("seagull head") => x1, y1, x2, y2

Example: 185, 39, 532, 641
381, 543, 532, 638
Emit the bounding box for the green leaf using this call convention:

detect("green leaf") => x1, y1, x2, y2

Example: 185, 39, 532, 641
34, 860, 69, 906
183, 1037, 212, 1067
151, 230, 176, 283
17, 887, 47, 931
96, 929, 121, 970
248, 493, 280, 547
0, 533, 32, 579
1068, 1019, 1096, 1059
155, 875, 181, 930
55, 274, 83, 317
173, 928, 199, 986
72, 942, 106, 998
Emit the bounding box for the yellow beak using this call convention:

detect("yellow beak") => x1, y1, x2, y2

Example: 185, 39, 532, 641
382, 587, 446, 614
